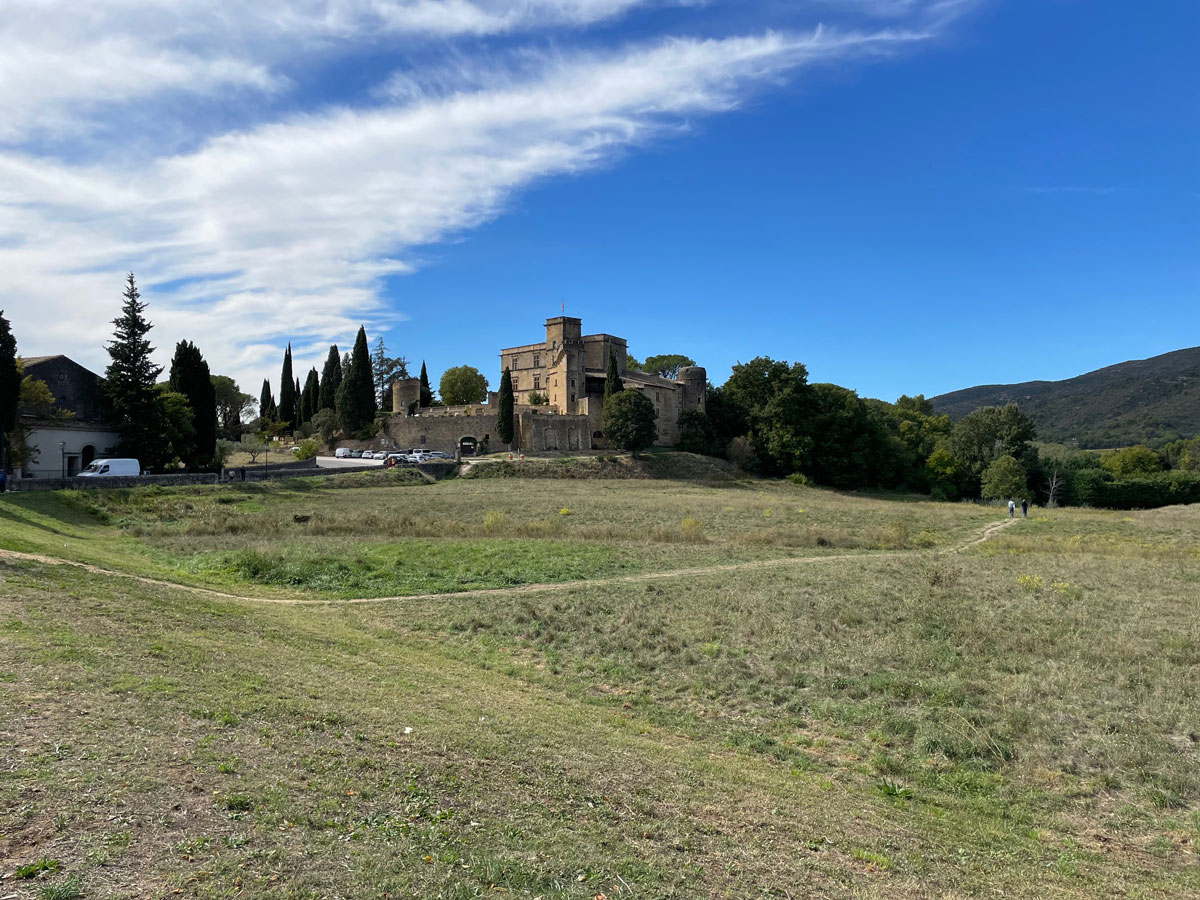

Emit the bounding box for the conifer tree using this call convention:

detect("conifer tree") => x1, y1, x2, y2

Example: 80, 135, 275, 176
278, 344, 296, 428
0, 311, 20, 471
336, 326, 376, 435
168, 340, 217, 469
301, 368, 319, 424
104, 274, 163, 458
319, 345, 341, 412
604, 349, 623, 402
419, 360, 433, 408
260, 379, 276, 422
497, 367, 514, 448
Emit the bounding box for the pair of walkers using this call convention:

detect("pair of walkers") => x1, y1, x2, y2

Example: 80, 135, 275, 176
1007, 498, 1028, 518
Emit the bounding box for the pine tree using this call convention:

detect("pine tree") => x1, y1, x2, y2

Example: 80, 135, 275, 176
419, 360, 433, 408
0, 311, 21, 471
319, 345, 341, 412
604, 349, 624, 402
168, 340, 217, 469
105, 274, 164, 459
278, 344, 296, 428
336, 326, 376, 435
301, 368, 320, 424
497, 367, 514, 448
260, 379, 275, 422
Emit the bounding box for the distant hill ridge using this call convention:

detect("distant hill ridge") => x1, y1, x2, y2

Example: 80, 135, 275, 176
930, 346, 1200, 449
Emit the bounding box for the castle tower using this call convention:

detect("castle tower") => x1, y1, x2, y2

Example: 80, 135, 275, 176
678, 366, 707, 412
544, 316, 584, 414
392, 377, 421, 415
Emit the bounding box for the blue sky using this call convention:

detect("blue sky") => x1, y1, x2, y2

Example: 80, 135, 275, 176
1, 0, 1196, 404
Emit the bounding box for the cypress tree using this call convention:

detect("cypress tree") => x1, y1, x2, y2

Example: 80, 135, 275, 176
104, 274, 163, 458
0, 311, 21, 471
168, 340, 217, 469
319, 345, 341, 412
419, 360, 433, 408
260, 379, 275, 422
278, 344, 296, 428
604, 349, 624, 402
497, 367, 514, 448
301, 368, 319, 424
336, 326, 376, 435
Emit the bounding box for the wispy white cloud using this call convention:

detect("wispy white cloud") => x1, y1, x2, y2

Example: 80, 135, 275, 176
0, 1, 956, 393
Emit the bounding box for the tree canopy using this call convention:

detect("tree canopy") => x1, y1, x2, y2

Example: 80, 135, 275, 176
439, 365, 489, 406
211, 376, 254, 441
319, 345, 341, 413
336, 326, 376, 435
604, 350, 623, 401
0, 310, 20, 470
371, 337, 408, 412
278, 344, 296, 428
418, 361, 433, 409
980, 455, 1028, 500
168, 340, 217, 469
497, 367, 514, 447
105, 274, 169, 466
601, 389, 657, 454
642, 354, 696, 380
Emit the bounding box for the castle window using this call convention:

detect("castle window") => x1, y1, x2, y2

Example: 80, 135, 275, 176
534, 354, 540, 367
570, 394, 575, 402
570, 379, 575, 388
534, 377, 540, 390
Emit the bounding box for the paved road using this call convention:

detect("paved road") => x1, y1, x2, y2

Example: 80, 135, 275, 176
314, 455, 383, 468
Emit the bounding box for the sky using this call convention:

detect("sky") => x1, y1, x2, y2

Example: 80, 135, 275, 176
1, 0, 1196, 405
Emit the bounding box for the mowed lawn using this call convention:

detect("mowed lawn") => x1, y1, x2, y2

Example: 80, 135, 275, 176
1, 466, 1198, 898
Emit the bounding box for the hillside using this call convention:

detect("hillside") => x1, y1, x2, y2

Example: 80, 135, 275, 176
930, 346, 1200, 447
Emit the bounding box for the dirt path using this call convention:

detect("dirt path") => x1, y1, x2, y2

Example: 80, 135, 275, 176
0, 518, 1019, 608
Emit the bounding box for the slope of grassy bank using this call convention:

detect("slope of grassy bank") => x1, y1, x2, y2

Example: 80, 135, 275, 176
1, 475, 1197, 898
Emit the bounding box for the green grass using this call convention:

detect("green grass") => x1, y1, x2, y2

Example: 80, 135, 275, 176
1, 462, 1197, 898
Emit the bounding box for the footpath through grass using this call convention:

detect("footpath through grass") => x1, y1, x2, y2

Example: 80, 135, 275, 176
1, 465, 1197, 898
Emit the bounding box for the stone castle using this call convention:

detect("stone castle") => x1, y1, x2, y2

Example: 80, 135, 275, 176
385, 316, 705, 455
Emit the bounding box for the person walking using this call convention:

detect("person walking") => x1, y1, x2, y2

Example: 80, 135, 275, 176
1008, 499, 1015, 518
1021, 498, 1028, 517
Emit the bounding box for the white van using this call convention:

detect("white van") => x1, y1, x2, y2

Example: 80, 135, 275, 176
334, 447, 351, 458
78, 458, 141, 477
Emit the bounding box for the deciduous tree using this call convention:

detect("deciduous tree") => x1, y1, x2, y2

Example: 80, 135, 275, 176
981, 454, 1028, 500
601, 389, 657, 454
439, 365, 489, 406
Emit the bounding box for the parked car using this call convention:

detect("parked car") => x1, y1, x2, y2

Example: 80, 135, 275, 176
406, 452, 431, 463
349, 449, 364, 458
334, 447, 351, 458
372, 451, 388, 460
78, 458, 141, 477
427, 451, 454, 460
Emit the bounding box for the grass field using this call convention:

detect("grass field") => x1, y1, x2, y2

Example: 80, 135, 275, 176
1, 459, 1198, 898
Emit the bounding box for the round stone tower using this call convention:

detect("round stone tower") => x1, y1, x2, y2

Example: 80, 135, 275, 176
678, 366, 707, 411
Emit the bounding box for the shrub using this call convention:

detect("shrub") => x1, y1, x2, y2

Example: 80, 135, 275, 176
294, 438, 320, 461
